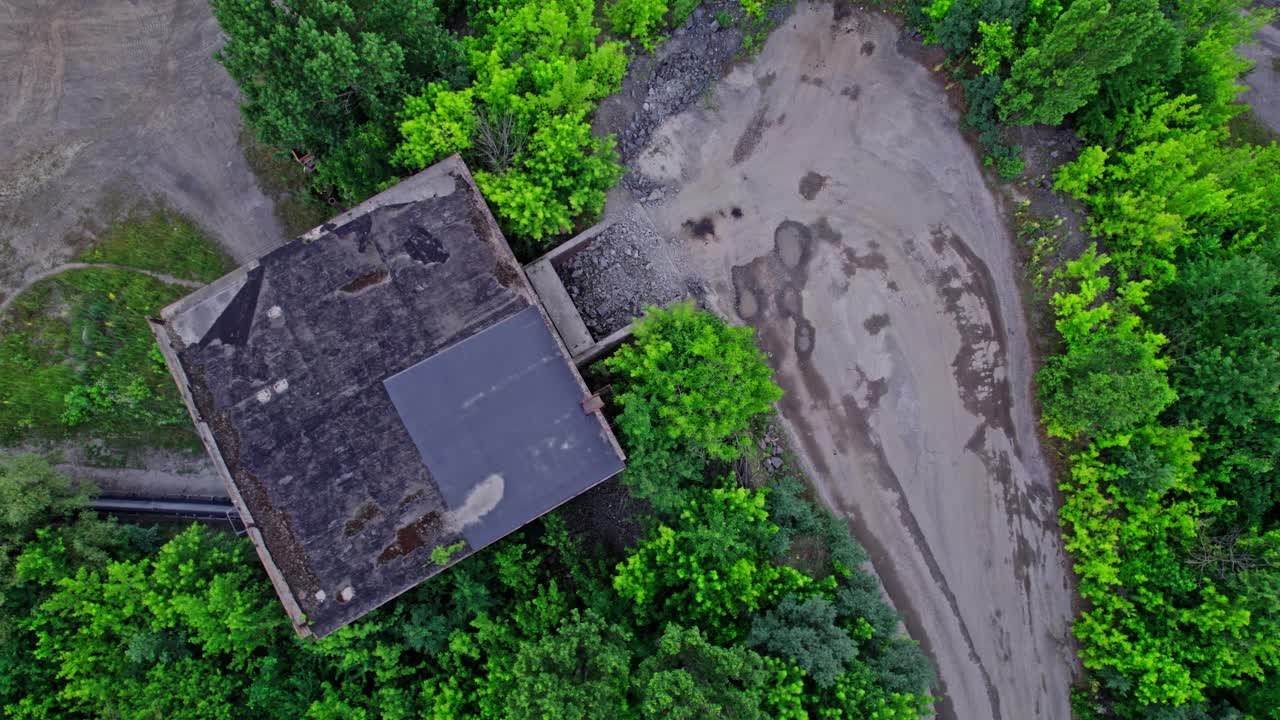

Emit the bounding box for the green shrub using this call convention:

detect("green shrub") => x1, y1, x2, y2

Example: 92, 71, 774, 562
474, 114, 622, 242
973, 19, 1014, 75
396, 0, 628, 248
606, 302, 782, 465
608, 0, 669, 50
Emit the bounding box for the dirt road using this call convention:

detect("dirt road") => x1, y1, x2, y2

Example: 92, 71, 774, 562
615, 5, 1078, 718
0, 0, 282, 302
1242, 21, 1280, 134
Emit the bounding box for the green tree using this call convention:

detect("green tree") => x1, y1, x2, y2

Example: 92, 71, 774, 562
212, 0, 465, 202
636, 623, 806, 720
613, 487, 812, 641
473, 113, 623, 242
608, 0, 670, 50
1056, 94, 1280, 283
974, 19, 1015, 75
746, 594, 857, 688
607, 302, 782, 464
1149, 240, 1280, 526
0, 454, 92, 563
395, 0, 627, 246
1036, 248, 1176, 442
998, 0, 1169, 126
506, 609, 633, 720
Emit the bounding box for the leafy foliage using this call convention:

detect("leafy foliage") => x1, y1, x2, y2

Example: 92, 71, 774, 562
997, 0, 1170, 126
473, 114, 623, 242
974, 19, 1014, 75
607, 302, 783, 464
604, 302, 783, 515
613, 486, 813, 641
746, 594, 857, 688
608, 0, 670, 50
395, 0, 627, 246
1056, 94, 1280, 282
212, 0, 466, 203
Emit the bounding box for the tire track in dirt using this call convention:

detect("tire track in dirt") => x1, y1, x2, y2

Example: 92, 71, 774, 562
0, 262, 203, 317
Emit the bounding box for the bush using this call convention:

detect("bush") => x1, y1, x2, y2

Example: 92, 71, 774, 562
606, 302, 782, 465
608, 0, 669, 50
474, 114, 623, 242
396, 0, 628, 248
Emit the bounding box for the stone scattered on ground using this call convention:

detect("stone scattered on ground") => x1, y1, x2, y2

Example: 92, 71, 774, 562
556, 207, 689, 339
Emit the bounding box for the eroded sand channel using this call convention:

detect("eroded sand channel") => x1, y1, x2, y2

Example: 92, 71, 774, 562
613, 5, 1078, 719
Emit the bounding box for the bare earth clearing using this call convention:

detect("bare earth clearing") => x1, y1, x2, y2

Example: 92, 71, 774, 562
612, 5, 1078, 719
0, 0, 283, 496
1242, 21, 1280, 134
0, 0, 282, 304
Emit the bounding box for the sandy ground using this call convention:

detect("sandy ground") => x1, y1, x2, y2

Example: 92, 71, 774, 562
56, 451, 226, 500
613, 5, 1078, 719
1243, 22, 1280, 133
0, 0, 280, 498
0, 0, 283, 304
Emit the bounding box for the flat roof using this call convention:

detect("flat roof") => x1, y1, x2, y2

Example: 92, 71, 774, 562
152, 156, 624, 637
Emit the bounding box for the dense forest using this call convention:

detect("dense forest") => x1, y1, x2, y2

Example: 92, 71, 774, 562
915, 0, 1280, 716
0, 305, 934, 718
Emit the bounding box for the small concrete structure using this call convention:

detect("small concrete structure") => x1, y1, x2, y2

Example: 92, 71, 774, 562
523, 217, 651, 365
150, 156, 624, 638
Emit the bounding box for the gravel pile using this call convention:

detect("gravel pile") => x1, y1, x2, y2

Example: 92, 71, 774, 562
556, 208, 688, 339
609, 2, 796, 199
616, 13, 740, 161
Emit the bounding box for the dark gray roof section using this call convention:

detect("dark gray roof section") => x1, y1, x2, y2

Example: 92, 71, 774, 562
385, 306, 625, 549
153, 157, 624, 638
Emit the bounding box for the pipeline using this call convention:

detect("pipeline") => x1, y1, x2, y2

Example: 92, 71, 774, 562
90, 496, 242, 527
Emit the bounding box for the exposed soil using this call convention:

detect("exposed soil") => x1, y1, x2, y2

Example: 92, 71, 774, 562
45, 444, 227, 500
594, 1, 747, 166
607, 5, 1079, 719
555, 207, 691, 339
1242, 20, 1280, 135
0, 0, 284, 306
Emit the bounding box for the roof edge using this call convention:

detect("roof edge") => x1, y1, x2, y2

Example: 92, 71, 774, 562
147, 316, 313, 638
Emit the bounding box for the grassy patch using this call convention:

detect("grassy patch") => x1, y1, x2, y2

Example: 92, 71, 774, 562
75, 210, 234, 284
0, 268, 197, 453
240, 129, 334, 238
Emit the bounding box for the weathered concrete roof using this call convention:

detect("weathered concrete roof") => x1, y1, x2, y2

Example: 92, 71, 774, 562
152, 156, 624, 637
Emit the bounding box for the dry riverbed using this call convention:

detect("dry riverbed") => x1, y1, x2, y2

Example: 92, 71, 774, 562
608, 5, 1080, 719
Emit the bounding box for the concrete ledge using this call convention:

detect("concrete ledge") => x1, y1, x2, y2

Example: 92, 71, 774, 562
525, 258, 594, 357
572, 321, 634, 367
147, 316, 313, 638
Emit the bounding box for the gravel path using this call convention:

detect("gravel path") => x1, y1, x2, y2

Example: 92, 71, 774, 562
556, 207, 690, 338
1242, 22, 1280, 134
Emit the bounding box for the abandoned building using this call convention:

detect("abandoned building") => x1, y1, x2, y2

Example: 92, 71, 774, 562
150, 156, 626, 637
